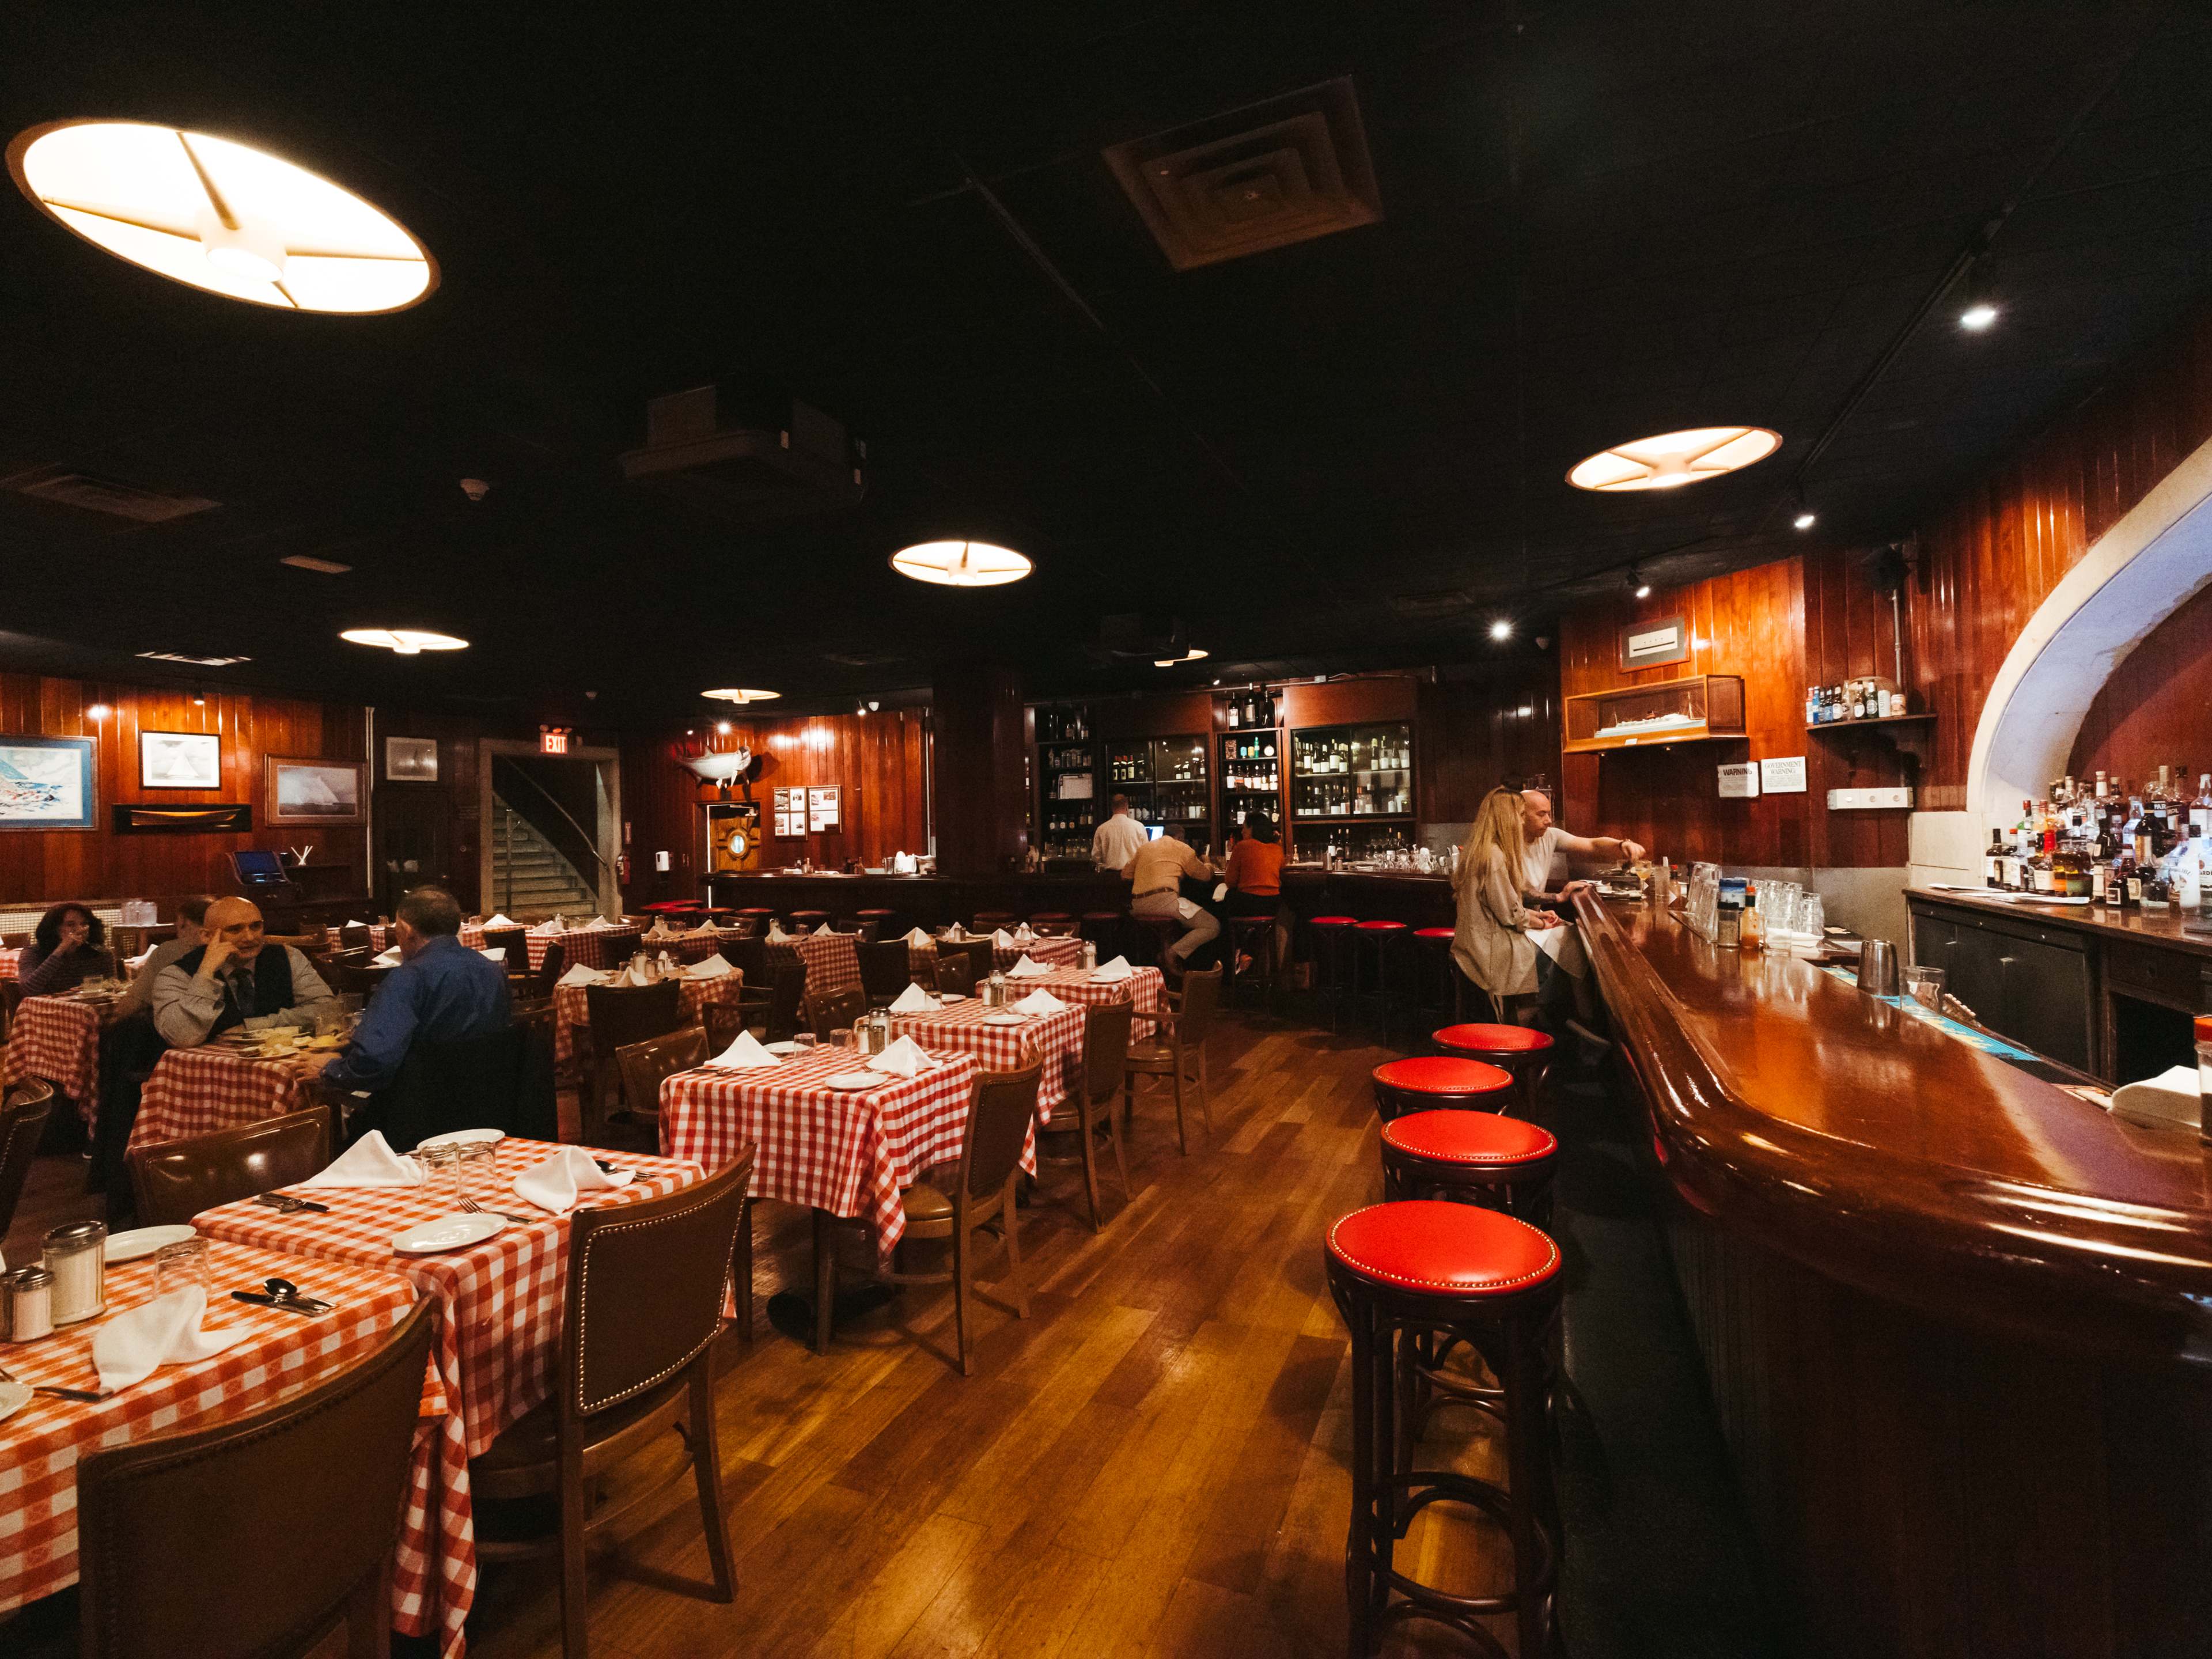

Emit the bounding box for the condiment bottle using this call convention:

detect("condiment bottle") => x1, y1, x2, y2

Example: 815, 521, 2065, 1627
43, 1220, 106, 1325
5, 1266, 54, 1342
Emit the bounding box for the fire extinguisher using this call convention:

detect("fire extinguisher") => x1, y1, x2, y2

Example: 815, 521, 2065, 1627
616, 852, 631, 885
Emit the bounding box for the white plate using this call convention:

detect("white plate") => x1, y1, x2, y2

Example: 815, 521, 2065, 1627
935, 991, 965, 1002
415, 1127, 506, 1150
391, 1212, 506, 1254
105, 1224, 197, 1264
0, 1381, 29, 1423
821, 1071, 882, 1091
982, 1012, 1029, 1027
763, 1040, 801, 1055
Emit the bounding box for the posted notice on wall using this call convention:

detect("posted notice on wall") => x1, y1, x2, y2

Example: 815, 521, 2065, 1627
1717, 762, 1760, 798
1760, 756, 1808, 794
808, 786, 841, 832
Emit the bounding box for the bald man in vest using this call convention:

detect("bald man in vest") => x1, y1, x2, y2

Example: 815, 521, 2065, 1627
150, 896, 338, 1048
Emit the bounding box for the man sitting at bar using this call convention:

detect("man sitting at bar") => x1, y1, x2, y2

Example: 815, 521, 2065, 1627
1519, 787, 1645, 906
150, 895, 337, 1047
322, 884, 512, 1093
1092, 793, 1148, 873
1124, 820, 1221, 975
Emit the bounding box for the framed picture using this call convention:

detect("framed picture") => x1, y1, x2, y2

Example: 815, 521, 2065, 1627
384, 736, 439, 783
140, 730, 222, 790
0, 734, 96, 830
266, 756, 366, 824
1619, 615, 1691, 673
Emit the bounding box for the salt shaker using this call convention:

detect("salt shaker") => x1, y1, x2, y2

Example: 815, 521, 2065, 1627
43, 1220, 107, 1325
1082, 941, 1098, 971
6, 1265, 55, 1342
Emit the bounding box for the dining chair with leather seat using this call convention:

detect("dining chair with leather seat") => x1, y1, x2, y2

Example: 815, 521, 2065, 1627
763, 963, 806, 1043
1036, 1001, 1132, 1233
948, 939, 996, 986
0, 976, 24, 1044
471, 1149, 758, 1659
482, 925, 529, 977
615, 1027, 753, 1340
74, 1297, 437, 1659
581, 980, 685, 1144
520, 940, 567, 1001
126, 1105, 335, 1228
0, 1081, 54, 1240
1123, 965, 1221, 1155
813, 1063, 1041, 1374
857, 939, 917, 1006
804, 985, 870, 1039
337, 921, 374, 952
931, 952, 976, 997
321, 951, 389, 999
373, 1024, 532, 1152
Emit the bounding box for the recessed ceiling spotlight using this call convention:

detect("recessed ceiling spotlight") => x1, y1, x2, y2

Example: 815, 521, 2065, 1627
1959, 302, 1998, 332
1488, 620, 1514, 642
1517, 704, 1535, 717
889, 539, 1031, 586
868, 700, 880, 712
1567, 426, 1780, 492
715, 720, 732, 735
339, 627, 468, 656
1793, 510, 1817, 530
1628, 566, 1652, 600
1153, 649, 1209, 666
9, 120, 435, 313
702, 687, 780, 704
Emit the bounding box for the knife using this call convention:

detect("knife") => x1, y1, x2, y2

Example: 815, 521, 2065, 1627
231, 1290, 332, 1315
253, 1192, 330, 1213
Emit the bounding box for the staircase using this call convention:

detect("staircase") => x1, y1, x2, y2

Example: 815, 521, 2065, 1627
488, 798, 599, 920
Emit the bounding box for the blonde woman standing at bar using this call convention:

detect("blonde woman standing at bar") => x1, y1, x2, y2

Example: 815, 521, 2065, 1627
1453, 786, 1569, 1026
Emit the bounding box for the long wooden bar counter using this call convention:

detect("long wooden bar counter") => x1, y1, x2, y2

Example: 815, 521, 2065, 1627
1576, 888, 2212, 1657
702, 870, 1127, 926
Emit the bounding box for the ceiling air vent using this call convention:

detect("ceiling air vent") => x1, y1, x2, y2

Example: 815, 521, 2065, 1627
137, 651, 251, 668
618, 386, 865, 526
16, 472, 218, 523
1103, 77, 1382, 272
1391, 587, 1474, 620
823, 650, 906, 669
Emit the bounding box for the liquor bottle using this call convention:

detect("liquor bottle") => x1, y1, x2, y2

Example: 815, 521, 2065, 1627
1228, 699, 1240, 729
1984, 828, 2007, 889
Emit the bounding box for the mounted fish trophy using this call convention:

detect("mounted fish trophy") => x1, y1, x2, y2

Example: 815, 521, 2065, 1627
669, 733, 777, 873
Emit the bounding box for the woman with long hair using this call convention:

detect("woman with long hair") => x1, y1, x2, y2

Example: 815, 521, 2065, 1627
1452, 787, 1568, 1025
19, 900, 116, 995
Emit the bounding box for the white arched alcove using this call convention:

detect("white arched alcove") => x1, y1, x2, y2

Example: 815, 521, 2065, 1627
1910, 431, 2212, 885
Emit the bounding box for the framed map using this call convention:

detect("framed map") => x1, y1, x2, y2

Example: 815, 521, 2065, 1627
0, 735, 95, 830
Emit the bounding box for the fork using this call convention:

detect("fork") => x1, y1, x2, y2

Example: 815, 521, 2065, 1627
0, 1363, 109, 1403
457, 1194, 540, 1225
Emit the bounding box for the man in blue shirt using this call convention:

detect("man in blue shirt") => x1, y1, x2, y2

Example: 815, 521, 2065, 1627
323, 885, 512, 1093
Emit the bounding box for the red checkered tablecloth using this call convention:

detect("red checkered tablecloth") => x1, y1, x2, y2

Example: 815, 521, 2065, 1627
2, 994, 102, 1123
1013, 964, 1167, 1043
523, 925, 642, 972
551, 970, 746, 1066
634, 931, 729, 963
192, 1138, 704, 1653
0, 948, 20, 980
660, 1045, 980, 1256
885, 994, 1086, 1121
326, 924, 490, 954
757, 929, 862, 993
0, 1241, 438, 1623
907, 932, 1086, 976
128, 1040, 332, 1152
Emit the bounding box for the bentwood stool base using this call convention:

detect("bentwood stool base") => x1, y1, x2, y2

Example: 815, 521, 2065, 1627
1326, 1201, 1562, 1659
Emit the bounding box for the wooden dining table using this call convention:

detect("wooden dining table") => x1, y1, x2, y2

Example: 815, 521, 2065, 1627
126, 1031, 340, 1151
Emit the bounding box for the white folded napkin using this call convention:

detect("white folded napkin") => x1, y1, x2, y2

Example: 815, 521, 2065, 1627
1006, 954, 1051, 979
657, 950, 678, 972
766, 924, 791, 943
1090, 955, 1134, 982
513, 1146, 635, 1215
539, 914, 567, 934
904, 926, 932, 947
1014, 924, 1035, 942
479, 946, 506, 963
371, 946, 402, 967
586, 915, 614, 930
94, 1286, 249, 1393
991, 928, 1014, 948
299, 1130, 425, 1190
889, 981, 938, 1014
1013, 988, 1069, 1016
558, 963, 609, 988
485, 912, 516, 928
944, 923, 965, 940
614, 961, 656, 988
684, 952, 733, 980
867, 1035, 933, 1078
708, 1029, 779, 1069
126, 948, 154, 971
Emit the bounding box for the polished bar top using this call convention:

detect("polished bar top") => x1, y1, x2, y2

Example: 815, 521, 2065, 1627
1910, 883, 2212, 959
1576, 889, 2212, 1361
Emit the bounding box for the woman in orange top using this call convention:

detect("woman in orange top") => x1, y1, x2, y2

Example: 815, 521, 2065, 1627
1224, 815, 1286, 976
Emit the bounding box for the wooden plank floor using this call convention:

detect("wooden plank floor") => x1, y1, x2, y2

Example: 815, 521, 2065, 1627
4, 1013, 1525, 1657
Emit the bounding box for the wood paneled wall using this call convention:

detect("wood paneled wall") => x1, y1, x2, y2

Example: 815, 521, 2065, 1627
2066, 578, 2212, 788
1908, 305, 2212, 808
370, 709, 494, 913
619, 709, 929, 907
0, 673, 368, 909
931, 666, 1025, 878
1415, 662, 1562, 825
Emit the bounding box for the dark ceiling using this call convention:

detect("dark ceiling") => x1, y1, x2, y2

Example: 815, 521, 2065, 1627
4, 1, 2210, 722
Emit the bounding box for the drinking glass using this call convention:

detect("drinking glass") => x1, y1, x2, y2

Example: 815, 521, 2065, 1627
454, 1142, 497, 1204
418, 1143, 460, 1201
831, 1027, 854, 1052
153, 1238, 210, 1298
1903, 965, 1946, 1013
1799, 894, 1825, 937
792, 1033, 818, 1054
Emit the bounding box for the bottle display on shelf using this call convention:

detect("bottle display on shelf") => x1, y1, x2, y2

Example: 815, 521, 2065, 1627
1805, 677, 1910, 724
1290, 722, 1414, 819
1975, 771, 2212, 914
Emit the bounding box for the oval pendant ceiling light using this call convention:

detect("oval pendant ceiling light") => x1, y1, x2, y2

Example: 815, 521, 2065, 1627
890, 540, 1032, 586
702, 688, 781, 704
1567, 426, 1779, 492
340, 628, 468, 656
9, 120, 435, 313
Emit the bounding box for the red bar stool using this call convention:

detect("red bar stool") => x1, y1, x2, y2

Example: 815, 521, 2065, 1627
787, 908, 830, 935
1411, 926, 1457, 1022
972, 910, 1018, 933
1432, 1023, 1555, 1116
1370, 1055, 1513, 1122
1381, 1108, 1558, 1225
1308, 916, 1357, 1031
1079, 909, 1127, 961
1325, 1200, 1560, 1658
1349, 919, 1408, 1037
854, 906, 897, 941
731, 907, 773, 938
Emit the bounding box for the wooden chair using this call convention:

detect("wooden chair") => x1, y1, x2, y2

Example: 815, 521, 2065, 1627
482, 925, 529, 978
615, 1027, 753, 1340
932, 952, 976, 997
803, 985, 869, 1039
581, 981, 684, 1143
0, 1081, 54, 1239
763, 964, 806, 1042
0, 976, 24, 1044
337, 921, 375, 952
1124, 965, 1221, 1154
127, 1106, 334, 1227
948, 939, 997, 987
703, 999, 746, 1055
374, 1025, 531, 1153
321, 950, 389, 998
1036, 1001, 1132, 1232
857, 938, 916, 1006
470, 1151, 757, 1659
75, 1298, 437, 1659
815, 1063, 1041, 1373
520, 940, 567, 1000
